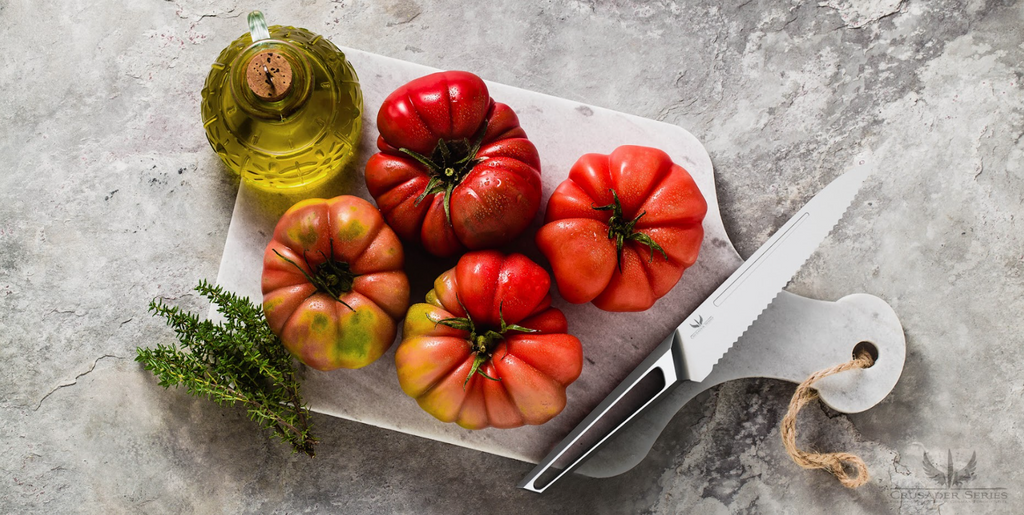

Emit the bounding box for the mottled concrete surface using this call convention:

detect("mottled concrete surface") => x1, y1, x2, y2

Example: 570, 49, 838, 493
2, 0, 1022, 513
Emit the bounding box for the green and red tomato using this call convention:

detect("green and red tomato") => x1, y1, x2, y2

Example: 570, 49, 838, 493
395, 251, 583, 429
261, 195, 410, 370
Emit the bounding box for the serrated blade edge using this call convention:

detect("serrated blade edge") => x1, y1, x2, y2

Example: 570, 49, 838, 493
678, 159, 872, 382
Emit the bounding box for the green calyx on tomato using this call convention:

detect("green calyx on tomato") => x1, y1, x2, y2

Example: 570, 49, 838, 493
399, 123, 489, 225
435, 301, 536, 388
272, 244, 358, 311
593, 189, 668, 271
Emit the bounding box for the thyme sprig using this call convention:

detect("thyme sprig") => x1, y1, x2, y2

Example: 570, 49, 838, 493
136, 280, 317, 457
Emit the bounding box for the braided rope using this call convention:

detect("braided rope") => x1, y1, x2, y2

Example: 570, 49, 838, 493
780, 348, 875, 488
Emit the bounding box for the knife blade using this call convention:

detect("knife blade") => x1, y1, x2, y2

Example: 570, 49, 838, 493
517, 159, 872, 493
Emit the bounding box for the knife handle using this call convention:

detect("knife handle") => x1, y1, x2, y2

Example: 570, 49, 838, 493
517, 331, 685, 493
573, 291, 907, 479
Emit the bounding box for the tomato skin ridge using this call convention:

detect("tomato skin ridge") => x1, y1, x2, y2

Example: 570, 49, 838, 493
395, 334, 470, 399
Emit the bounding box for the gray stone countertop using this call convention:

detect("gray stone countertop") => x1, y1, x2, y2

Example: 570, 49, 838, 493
2, 0, 1021, 513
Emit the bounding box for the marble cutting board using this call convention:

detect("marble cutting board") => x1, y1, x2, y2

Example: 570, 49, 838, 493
213, 47, 905, 473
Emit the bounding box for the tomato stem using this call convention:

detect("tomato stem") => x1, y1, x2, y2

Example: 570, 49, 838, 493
399, 121, 490, 226
272, 243, 357, 311
435, 300, 537, 388
592, 189, 669, 272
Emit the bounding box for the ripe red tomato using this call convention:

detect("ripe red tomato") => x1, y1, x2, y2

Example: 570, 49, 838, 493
395, 251, 583, 429
364, 71, 543, 257
536, 145, 707, 312
262, 196, 410, 370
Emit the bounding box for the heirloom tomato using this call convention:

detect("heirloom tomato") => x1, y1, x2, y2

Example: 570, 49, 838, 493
536, 145, 707, 312
262, 196, 410, 371
395, 251, 583, 429
364, 71, 543, 257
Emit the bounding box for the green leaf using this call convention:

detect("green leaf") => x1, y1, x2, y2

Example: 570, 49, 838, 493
398, 147, 439, 171
464, 353, 500, 389
435, 137, 452, 165
413, 176, 446, 207
497, 302, 538, 335
442, 182, 456, 225
436, 316, 474, 333
631, 232, 669, 263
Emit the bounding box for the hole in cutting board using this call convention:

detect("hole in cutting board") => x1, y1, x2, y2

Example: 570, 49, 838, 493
852, 341, 878, 367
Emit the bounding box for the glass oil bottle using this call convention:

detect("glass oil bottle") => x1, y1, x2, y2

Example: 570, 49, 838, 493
201, 11, 362, 192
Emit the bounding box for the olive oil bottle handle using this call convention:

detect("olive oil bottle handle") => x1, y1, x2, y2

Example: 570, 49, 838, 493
248, 11, 270, 42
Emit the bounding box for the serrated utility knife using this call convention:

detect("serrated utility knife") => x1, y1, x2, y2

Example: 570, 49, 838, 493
517, 159, 872, 493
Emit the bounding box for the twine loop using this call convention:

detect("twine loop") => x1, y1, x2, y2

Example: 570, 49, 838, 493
780, 347, 875, 488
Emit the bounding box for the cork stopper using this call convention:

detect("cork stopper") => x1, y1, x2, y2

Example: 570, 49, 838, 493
246, 51, 293, 102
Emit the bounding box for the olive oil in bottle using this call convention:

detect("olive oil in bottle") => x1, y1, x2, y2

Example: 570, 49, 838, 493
201, 11, 362, 192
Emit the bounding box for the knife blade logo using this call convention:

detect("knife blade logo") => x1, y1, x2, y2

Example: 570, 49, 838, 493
688, 315, 713, 338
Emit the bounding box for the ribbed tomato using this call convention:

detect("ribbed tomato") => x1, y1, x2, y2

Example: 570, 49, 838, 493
364, 71, 542, 257
395, 251, 583, 429
536, 145, 707, 312
261, 196, 410, 370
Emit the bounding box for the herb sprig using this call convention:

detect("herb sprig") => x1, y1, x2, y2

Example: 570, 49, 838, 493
137, 280, 316, 457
